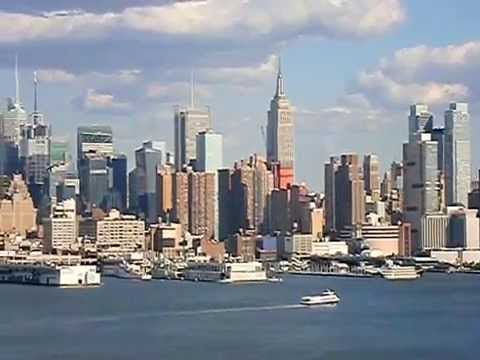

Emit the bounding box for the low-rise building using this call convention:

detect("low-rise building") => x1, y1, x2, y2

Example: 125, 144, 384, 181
280, 233, 313, 257
152, 222, 183, 259
96, 209, 144, 255
226, 231, 257, 261
0, 175, 37, 236
361, 223, 400, 256
421, 213, 449, 250
311, 241, 348, 256
43, 199, 77, 252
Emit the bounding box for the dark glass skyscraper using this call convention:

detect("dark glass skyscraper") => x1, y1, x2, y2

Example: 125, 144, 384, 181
109, 154, 127, 212
78, 152, 108, 211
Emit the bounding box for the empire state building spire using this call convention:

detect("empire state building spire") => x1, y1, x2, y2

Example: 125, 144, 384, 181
267, 55, 295, 189
275, 56, 285, 98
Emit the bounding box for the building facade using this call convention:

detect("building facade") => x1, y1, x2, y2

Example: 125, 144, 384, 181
444, 102, 471, 206
363, 154, 380, 200
134, 140, 165, 223
174, 107, 211, 171
334, 154, 365, 232
43, 199, 77, 252
96, 209, 144, 254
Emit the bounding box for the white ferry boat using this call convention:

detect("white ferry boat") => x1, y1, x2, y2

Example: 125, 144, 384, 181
183, 261, 268, 283
0, 264, 101, 287
380, 265, 419, 280
301, 289, 340, 306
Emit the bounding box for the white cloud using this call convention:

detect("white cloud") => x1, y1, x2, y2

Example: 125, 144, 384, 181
343, 41, 480, 109
378, 42, 480, 82
82, 89, 131, 112
36, 69, 76, 83
357, 70, 469, 106
0, 0, 404, 43
37, 67, 141, 87
146, 81, 211, 104
84, 69, 142, 84
199, 54, 277, 86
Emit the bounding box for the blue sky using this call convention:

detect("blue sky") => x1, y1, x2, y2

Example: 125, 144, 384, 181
0, 0, 479, 190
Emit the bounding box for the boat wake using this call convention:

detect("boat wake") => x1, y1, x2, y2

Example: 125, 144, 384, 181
171, 304, 305, 316
16, 304, 311, 329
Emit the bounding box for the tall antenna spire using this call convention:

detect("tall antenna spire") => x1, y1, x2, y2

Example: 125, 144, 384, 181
33, 71, 38, 113
15, 54, 20, 105
190, 70, 195, 109
275, 55, 285, 97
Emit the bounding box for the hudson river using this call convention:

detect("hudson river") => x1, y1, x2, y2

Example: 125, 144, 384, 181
1, 273, 479, 359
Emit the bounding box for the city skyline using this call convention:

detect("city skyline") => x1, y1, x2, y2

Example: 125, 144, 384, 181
0, 1, 478, 189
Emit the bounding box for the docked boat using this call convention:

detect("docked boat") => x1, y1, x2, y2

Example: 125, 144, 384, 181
0, 263, 101, 287
104, 256, 153, 281
301, 289, 340, 306
183, 261, 269, 283
380, 265, 419, 280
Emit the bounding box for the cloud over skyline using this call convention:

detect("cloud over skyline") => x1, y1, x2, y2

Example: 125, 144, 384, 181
0, 1, 478, 188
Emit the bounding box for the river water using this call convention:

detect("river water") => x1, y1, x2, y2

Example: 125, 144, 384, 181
0, 273, 479, 359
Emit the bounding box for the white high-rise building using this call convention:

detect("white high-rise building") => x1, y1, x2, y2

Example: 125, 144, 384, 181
403, 132, 442, 252
445, 102, 471, 206
196, 130, 223, 172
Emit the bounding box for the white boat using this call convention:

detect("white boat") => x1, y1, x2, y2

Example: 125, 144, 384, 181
380, 265, 419, 280
183, 261, 269, 283
106, 258, 153, 281
301, 289, 340, 306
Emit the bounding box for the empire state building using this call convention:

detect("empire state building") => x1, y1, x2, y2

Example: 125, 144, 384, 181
266, 59, 295, 188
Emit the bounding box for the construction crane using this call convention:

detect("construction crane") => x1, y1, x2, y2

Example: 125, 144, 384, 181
260, 125, 266, 146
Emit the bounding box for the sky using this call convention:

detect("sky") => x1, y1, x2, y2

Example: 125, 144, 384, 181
0, 0, 479, 191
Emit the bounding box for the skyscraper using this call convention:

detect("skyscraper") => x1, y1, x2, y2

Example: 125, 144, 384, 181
19, 72, 50, 208
108, 154, 127, 212
266, 58, 295, 189
1, 56, 27, 145
444, 102, 471, 206
76, 125, 113, 169
218, 168, 232, 240
403, 133, 442, 252
172, 171, 189, 232
196, 130, 223, 172
363, 154, 381, 200
174, 86, 212, 171
334, 154, 365, 232
196, 129, 223, 238
49, 139, 73, 203
408, 104, 433, 142
230, 155, 274, 235
324, 156, 339, 233
0, 138, 19, 177
188, 171, 215, 240
156, 164, 174, 222
135, 140, 166, 224
78, 152, 109, 211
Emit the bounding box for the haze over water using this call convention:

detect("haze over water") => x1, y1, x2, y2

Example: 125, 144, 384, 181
1, 274, 479, 360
